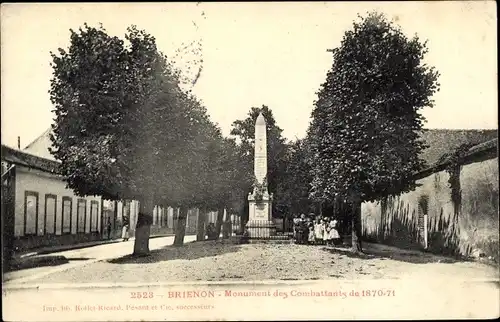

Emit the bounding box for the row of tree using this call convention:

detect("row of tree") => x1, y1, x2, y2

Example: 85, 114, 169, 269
50, 11, 439, 255
230, 12, 440, 253
48, 22, 302, 257
49, 24, 246, 255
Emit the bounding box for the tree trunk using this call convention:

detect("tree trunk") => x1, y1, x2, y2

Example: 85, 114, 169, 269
222, 211, 231, 239
174, 206, 188, 246
241, 201, 249, 233
196, 208, 206, 241
379, 197, 387, 241
133, 197, 154, 256
351, 200, 363, 253
215, 208, 224, 240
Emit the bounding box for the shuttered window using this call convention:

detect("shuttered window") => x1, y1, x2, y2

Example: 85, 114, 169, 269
45, 194, 57, 235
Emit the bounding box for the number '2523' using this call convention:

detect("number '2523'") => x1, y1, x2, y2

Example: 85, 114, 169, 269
130, 292, 154, 299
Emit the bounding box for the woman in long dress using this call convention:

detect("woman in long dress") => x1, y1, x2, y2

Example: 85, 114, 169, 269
121, 224, 129, 242
297, 214, 308, 244
307, 219, 315, 245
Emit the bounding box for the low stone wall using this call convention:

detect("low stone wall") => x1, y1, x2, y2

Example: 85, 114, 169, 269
12, 232, 104, 252
458, 158, 499, 257
362, 157, 499, 260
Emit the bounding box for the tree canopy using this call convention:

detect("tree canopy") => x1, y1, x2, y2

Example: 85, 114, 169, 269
276, 138, 314, 216
308, 12, 440, 204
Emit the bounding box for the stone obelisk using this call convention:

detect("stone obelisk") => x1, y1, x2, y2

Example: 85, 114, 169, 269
246, 112, 276, 238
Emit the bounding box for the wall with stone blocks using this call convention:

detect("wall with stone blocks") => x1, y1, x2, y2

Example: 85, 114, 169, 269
362, 157, 499, 259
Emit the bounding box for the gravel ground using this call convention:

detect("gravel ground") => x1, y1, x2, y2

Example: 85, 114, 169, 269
31, 240, 499, 284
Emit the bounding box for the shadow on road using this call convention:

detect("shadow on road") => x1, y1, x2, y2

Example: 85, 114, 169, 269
5, 256, 92, 272
322, 243, 464, 264
107, 240, 242, 264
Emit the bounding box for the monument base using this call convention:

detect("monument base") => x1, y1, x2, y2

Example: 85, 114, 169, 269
245, 220, 277, 238
246, 194, 276, 239
246, 181, 276, 239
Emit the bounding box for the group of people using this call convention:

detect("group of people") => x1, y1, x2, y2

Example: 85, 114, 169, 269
293, 213, 341, 246
106, 219, 129, 242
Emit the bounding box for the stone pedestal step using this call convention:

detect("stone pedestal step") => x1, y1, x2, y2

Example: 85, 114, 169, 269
247, 239, 293, 244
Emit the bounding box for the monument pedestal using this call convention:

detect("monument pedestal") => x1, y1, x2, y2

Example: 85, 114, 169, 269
246, 192, 276, 238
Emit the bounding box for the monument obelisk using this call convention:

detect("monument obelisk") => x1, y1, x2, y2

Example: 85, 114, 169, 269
246, 112, 276, 238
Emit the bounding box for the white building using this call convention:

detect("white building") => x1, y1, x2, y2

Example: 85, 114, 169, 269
2, 129, 201, 253
2, 142, 103, 252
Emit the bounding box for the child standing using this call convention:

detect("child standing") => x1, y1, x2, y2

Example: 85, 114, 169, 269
323, 218, 330, 245
328, 218, 341, 246
314, 217, 324, 245
121, 223, 129, 242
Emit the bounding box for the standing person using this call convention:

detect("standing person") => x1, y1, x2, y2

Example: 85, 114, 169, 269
314, 216, 324, 245
122, 223, 129, 242
323, 217, 330, 246
307, 217, 315, 245
299, 214, 308, 244
294, 214, 304, 244
329, 218, 341, 245
294, 214, 302, 244
295, 215, 302, 244
106, 219, 112, 240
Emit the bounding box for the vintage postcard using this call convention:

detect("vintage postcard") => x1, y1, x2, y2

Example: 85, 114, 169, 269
1, 2, 498, 321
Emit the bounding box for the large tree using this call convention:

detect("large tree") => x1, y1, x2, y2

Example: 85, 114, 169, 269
206, 136, 243, 238
173, 106, 242, 243
154, 92, 216, 246
229, 106, 288, 221
307, 12, 440, 252
49, 24, 214, 255
277, 138, 314, 217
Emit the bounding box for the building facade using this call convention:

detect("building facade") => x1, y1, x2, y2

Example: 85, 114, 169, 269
106, 200, 201, 239
2, 129, 227, 254
2, 145, 104, 252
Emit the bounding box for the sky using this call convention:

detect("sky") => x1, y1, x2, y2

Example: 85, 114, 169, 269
1, 2, 497, 149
